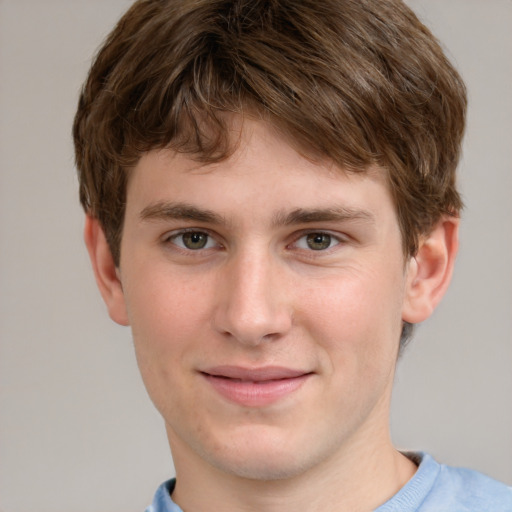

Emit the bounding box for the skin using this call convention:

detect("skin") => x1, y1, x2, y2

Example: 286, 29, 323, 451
86, 117, 459, 512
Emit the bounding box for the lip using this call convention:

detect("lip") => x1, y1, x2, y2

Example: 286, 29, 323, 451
200, 365, 313, 407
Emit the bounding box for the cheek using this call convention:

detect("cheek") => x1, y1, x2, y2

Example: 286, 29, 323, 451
298, 267, 405, 370
124, 267, 211, 344
121, 269, 213, 392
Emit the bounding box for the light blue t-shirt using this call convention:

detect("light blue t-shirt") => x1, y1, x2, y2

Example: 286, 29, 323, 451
145, 453, 512, 511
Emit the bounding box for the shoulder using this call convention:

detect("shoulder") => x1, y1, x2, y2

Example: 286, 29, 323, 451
428, 461, 512, 511
145, 479, 181, 512
377, 453, 512, 512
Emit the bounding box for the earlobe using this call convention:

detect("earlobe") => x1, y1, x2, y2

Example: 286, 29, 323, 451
84, 215, 130, 326
402, 216, 459, 324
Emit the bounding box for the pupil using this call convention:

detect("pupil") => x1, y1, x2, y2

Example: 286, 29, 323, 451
307, 233, 331, 250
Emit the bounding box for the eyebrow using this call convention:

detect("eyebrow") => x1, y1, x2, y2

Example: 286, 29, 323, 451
140, 202, 226, 225
272, 207, 375, 227
139, 201, 375, 227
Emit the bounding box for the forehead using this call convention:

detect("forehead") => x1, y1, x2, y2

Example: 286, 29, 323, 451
125, 117, 394, 227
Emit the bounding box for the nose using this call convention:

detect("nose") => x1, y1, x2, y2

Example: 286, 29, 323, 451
212, 249, 293, 346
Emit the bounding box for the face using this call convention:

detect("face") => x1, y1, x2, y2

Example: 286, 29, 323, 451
114, 118, 414, 480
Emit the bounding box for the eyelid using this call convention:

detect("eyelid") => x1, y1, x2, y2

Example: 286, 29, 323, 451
162, 228, 222, 251
289, 229, 348, 251
162, 227, 210, 240
160, 227, 350, 254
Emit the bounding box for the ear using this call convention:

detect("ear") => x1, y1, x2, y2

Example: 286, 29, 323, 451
402, 216, 459, 324
84, 215, 130, 326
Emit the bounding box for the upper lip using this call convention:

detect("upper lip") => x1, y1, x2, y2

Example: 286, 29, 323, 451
201, 365, 311, 381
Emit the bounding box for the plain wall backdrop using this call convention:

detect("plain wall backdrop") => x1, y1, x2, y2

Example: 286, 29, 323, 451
0, 1, 511, 511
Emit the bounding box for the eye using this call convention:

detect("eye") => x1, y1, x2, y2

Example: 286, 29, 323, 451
169, 231, 217, 251
295, 232, 340, 251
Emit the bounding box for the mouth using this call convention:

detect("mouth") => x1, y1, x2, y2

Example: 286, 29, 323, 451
200, 366, 313, 407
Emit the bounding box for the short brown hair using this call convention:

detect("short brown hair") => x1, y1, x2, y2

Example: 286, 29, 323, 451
73, 0, 466, 267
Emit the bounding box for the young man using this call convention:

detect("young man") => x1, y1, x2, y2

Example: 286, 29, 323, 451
73, 0, 512, 510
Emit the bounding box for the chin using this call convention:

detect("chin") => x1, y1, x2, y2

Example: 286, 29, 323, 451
200, 433, 326, 482
213, 454, 311, 481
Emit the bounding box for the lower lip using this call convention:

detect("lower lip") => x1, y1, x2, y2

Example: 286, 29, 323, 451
203, 373, 311, 407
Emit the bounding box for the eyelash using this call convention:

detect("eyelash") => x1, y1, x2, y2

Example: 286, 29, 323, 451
164, 229, 222, 252
162, 229, 346, 255
292, 231, 343, 252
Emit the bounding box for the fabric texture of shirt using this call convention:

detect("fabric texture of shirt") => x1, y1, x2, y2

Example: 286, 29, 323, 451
145, 452, 512, 512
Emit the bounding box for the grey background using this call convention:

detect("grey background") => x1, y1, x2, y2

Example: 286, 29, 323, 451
0, 1, 511, 511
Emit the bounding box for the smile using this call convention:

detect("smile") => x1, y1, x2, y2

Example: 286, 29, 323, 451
200, 366, 313, 407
